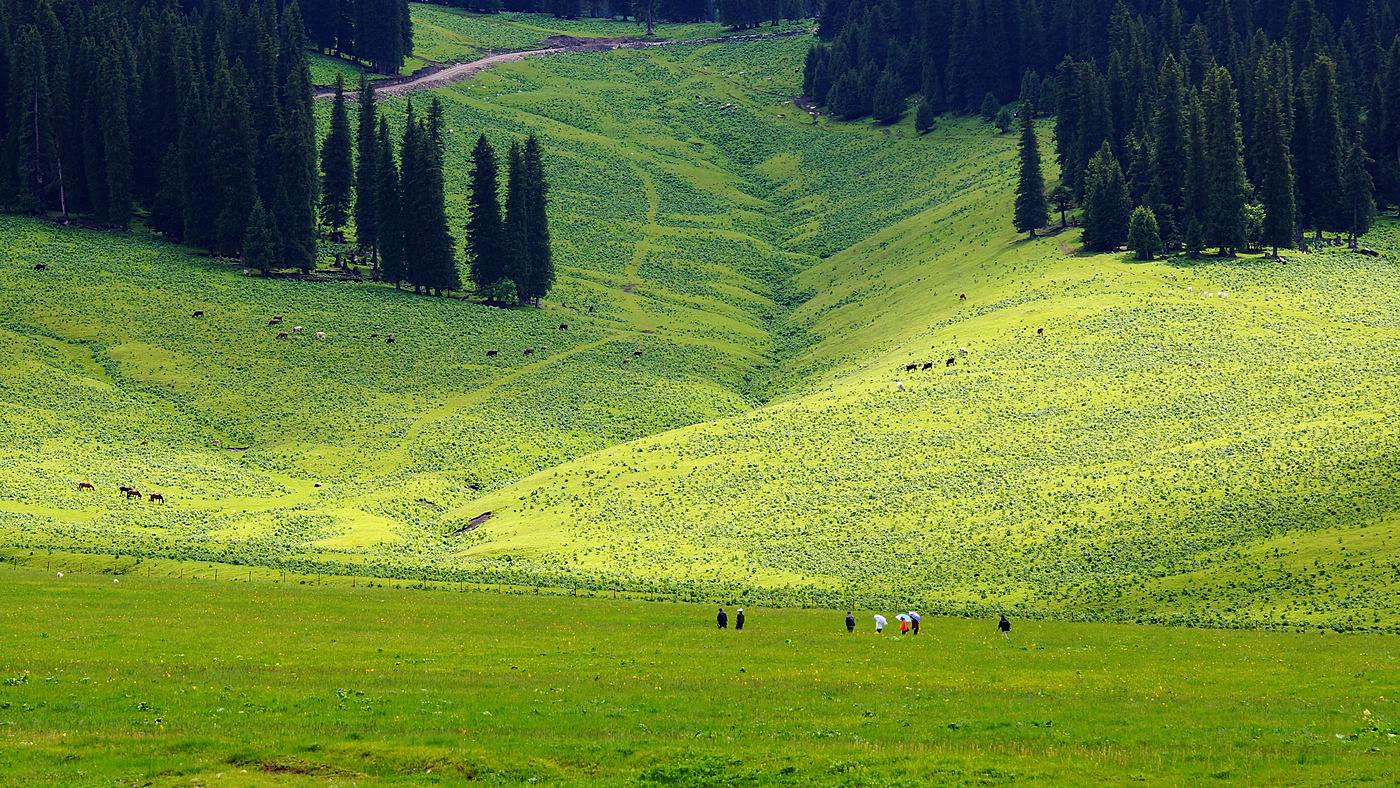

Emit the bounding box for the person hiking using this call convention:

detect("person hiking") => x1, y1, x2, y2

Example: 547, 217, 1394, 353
735, 608, 745, 630
909, 611, 921, 635
998, 614, 1011, 639
845, 611, 856, 633
873, 614, 887, 634
717, 607, 728, 629
899, 616, 910, 635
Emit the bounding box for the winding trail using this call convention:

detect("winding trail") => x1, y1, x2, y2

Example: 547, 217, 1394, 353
313, 28, 811, 100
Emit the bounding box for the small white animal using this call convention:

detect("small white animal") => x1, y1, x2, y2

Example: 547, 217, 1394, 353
314, 331, 326, 340
293, 326, 304, 333
896, 380, 905, 391
56, 572, 63, 578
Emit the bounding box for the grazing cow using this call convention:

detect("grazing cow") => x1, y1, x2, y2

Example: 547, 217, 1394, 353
946, 357, 956, 367
125, 488, 142, 499
192, 310, 204, 318
77, 482, 94, 491
632, 350, 643, 357
959, 293, 967, 301
1037, 327, 1045, 337
34, 263, 48, 271
905, 363, 918, 373
921, 362, 934, 371
524, 348, 535, 356
486, 349, 499, 357
314, 331, 326, 340
268, 317, 282, 327
276, 332, 289, 340
149, 493, 165, 504
386, 334, 396, 344
559, 323, 569, 330
293, 326, 304, 334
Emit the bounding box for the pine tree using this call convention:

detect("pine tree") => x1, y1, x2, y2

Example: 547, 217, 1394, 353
915, 95, 936, 133
1202, 67, 1250, 255
1256, 49, 1297, 256
1342, 134, 1377, 245
99, 54, 133, 230
397, 100, 423, 291
1150, 56, 1189, 244
354, 74, 378, 257
375, 115, 405, 288
1302, 56, 1345, 237
519, 134, 553, 304
415, 97, 459, 295
1128, 205, 1162, 260
11, 25, 61, 214
1081, 142, 1130, 252
466, 134, 505, 295
872, 69, 905, 124
208, 54, 257, 257
274, 0, 318, 272
320, 73, 353, 234
980, 91, 1001, 122
242, 196, 280, 275
1013, 99, 1048, 238
502, 139, 529, 302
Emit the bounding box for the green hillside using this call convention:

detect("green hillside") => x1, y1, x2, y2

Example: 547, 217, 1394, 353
2, 30, 1399, 636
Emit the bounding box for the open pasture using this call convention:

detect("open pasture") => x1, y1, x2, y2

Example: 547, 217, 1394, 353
0, 566, 1396, 785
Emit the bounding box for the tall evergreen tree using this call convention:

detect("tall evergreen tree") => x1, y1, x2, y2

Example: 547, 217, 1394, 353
1202, 67, 1250, 255
354, 74, 378, 257
1301, 56, 1345, 237
208, 54, 257, 257
375, 115, 404, 287
274, 0, 318, 272
1013, 99, 1049, 238
1256, 48, 1297, 256
320, 73, 353, 234
242, 196, 280, 275
1342, 134, 1377, 245
415, 97, 459, 295
466, 134, 505, 294
1150, 56, 1189, 244
1082, 142, 1130, 251
502, 139, 528, 302
519, 134, 553, 304
99, 52, 133, 230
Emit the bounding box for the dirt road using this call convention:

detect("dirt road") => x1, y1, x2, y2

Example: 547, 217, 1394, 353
313, 28, 810, 100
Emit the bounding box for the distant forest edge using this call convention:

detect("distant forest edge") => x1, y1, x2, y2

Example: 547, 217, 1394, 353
806, 0, 1400, 249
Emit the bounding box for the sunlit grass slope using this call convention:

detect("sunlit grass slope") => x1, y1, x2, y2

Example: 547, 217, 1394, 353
2, 25, 1398, 632
1, 566, 1397, 785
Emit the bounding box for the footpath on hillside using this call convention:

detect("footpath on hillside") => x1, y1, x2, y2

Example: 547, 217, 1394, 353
313, 28, 811, 100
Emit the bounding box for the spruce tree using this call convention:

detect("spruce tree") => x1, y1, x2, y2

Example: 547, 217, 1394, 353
519, 134, 553, 304
1342, 134, 1377, 245
1149, 56, 1189, 244
872, 69, 905, 124
1013, 99, 1048, 238
1128, 206, 1162, 260
1256, 49, 1297, 257
273, 0, 318, 272
1202, 67, 1250, 255
466, 134, 505, 294
243, 196, 279, 275
1303, 56, 1345, 237
375, 116, 405, 288
354, 74, 378, 257
99, 55, 133, 230
1081, 142, 1130, 252
397, 100, 423, 291
416, 97, 459, 295
320, 73, 353, 235
502, 139, 529, 302
915, 95, 936, 133
208, 54, 257, 257
980, 92, 1001, 122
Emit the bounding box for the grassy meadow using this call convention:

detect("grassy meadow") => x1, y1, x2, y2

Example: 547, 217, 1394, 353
3, 26, 1399, 630
0, 565, 1396, 785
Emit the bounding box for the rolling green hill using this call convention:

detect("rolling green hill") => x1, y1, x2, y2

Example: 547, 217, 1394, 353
2, 29, 1398, 635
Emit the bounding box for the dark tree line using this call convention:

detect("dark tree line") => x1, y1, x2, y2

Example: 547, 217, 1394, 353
331, 78, 554, 302
416, 0, 803, 29
303, 0, 412, 75
806, 0, 1399, 253
2, 0, 318, 272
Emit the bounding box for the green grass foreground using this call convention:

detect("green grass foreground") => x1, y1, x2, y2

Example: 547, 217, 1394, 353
0, 566, 1396, 785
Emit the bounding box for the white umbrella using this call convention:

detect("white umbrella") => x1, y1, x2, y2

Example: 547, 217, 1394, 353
873, 614, 887, 628
908, 611, 921, 622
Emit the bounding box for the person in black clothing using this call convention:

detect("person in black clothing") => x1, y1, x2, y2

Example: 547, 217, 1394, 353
735, 607, 745, 630
717, 607, 728, 629
998, 614, 1011, 639
845, 611, 856, 633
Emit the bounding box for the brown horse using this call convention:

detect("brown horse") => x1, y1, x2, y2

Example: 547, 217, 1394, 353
149, 493, 165, 504
276, 332, 289, 340
77, 482, 94, 491
125, 488, 142, 499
